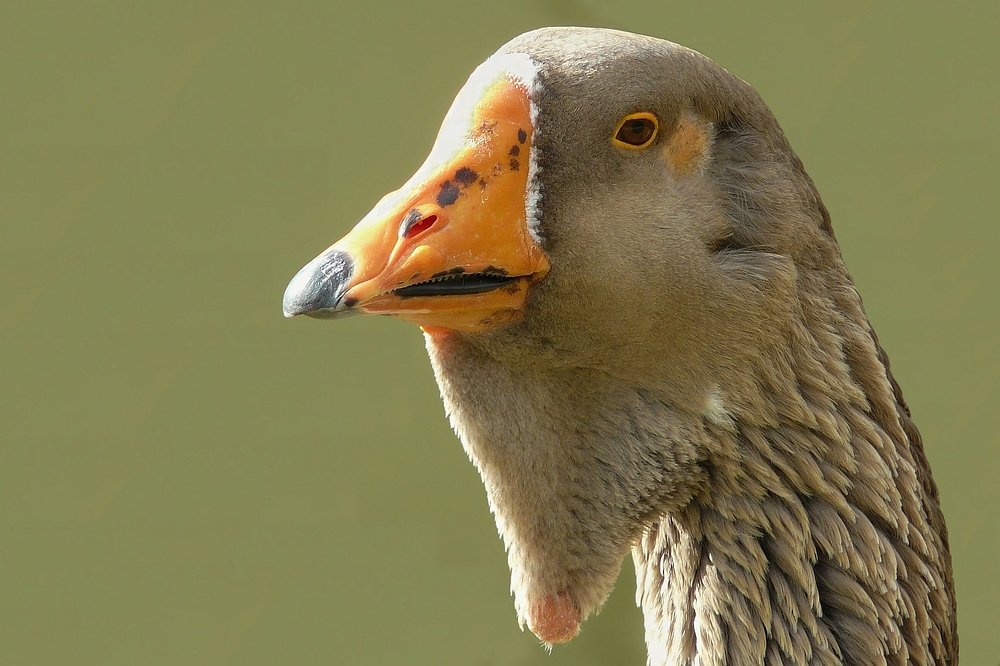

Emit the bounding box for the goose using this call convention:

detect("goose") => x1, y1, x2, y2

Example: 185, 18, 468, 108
283, 27, 957, 665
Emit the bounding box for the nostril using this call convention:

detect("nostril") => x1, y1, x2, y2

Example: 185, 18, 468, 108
406, 215, 437, 238
400, 209, 438, 239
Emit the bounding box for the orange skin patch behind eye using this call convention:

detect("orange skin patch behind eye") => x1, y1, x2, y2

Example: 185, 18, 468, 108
664, 111, 711, 174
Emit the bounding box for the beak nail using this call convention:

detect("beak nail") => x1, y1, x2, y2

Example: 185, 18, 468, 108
282, 249, 356, 319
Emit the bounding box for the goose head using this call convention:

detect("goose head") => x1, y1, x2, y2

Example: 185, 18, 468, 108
284, 27, 956, 665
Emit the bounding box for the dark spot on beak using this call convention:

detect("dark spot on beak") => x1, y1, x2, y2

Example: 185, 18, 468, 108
437, 181, 460, 207
509, 159, 520, 171
518, 128, 527, 144
508, 145, 520, 157
478, 178, 487, 190
432, 266, 466, 278
476, 120, 499, 137
484, 265, 508, 276
454, 167, 478, 187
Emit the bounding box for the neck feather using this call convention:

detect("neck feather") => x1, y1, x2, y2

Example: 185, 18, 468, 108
633, 276, 956, 666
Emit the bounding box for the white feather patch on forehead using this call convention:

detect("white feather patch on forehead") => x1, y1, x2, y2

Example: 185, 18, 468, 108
434, 52, 540, 166
362, 52, 542, 238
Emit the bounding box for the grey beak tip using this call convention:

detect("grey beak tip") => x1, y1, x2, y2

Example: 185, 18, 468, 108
282, 249, 356, 319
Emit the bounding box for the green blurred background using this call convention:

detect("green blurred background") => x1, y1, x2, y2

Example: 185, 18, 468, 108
1, 1, 996, 664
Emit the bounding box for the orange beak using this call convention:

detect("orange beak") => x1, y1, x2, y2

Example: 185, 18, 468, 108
283, 77, 549, 333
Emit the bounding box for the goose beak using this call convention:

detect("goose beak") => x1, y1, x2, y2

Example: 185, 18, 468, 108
283, 78, 549, 333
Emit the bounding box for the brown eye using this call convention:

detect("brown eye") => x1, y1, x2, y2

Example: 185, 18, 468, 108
614, 113, 658, 148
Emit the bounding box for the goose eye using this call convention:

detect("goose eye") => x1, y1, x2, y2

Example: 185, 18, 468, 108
614, 113, 658, 148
